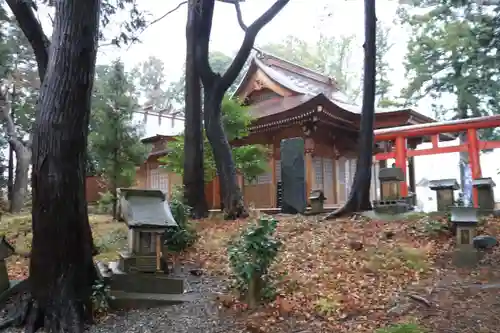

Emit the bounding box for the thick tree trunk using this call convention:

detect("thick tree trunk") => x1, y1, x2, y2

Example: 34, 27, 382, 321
183, 0, 208, 219
204, 95, 247, 219
0, 0, 101, 331
326, 0, 377, 219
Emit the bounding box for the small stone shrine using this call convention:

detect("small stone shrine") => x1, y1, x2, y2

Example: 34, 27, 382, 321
372, 167, 409, 214
450, 206, 481, 267
309, 189, 326, 214
472, 177, 496, 213
429, 178, 459, 212
280, 138, 306, 214
450, 206, 479, 247
117, 188, 178, 274
0, 236, 15, 293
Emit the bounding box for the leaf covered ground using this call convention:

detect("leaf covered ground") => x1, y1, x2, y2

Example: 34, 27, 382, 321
2, 211, 500, 332
185, 212, 500, 333
0, 213, 128, 281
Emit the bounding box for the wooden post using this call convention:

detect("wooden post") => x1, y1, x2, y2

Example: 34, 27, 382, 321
304, 138, 314, 204
155, 233, 161, 272
270, 145, 276, 208
394, 136, 408, 197
467, 128, 482, 207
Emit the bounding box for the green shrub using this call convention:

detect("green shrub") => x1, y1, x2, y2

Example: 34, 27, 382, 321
228, 216, 281, 308
97, 191, 114, 214
375, 323, 425, 333
91, 278, 113, 316
164, 186, 198, 252
423, 218, 449, 236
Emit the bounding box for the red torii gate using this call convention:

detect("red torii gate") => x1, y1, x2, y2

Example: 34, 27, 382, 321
373, 115, 500, 207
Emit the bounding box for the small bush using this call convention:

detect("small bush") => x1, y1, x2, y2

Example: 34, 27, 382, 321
94, 228, 128, 253
164, 186, 198, 252
228, 216, 281, 308
97, 191, 114, 214
375, 322, 425, 333
423, 218, 449, 236
91, 278, 113, 316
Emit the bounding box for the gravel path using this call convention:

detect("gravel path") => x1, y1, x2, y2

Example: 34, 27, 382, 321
1, 272, 245, 333
89, 274, 243, 333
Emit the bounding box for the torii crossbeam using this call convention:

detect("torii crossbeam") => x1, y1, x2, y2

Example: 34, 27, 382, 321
373, 115, 500, 207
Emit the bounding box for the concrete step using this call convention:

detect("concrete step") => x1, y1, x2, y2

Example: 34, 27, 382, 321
109, 290, 196, 310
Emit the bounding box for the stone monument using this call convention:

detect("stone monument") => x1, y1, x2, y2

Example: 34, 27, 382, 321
429, 178, 459, 212
280, 138, 306, 214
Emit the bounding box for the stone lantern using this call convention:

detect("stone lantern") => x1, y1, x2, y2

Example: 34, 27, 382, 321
308, 189, 326, 214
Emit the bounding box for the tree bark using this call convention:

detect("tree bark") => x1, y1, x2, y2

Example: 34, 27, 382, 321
194, 0, 289, 219
204, 94, 246, 219
183, 0, 208, 219
0, 0, 101, 331
326, 0, 377, 219
0, 90, 31, 213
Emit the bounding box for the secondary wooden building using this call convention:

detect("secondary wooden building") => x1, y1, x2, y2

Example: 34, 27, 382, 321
138, 50, 438, 209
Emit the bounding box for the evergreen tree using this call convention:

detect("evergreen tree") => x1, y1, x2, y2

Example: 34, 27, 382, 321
89, 60, 148, 218
400, 0, 500, 204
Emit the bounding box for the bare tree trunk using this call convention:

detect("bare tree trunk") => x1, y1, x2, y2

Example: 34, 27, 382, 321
183, 0, 208, 219
10, 147, 30, 213
204, 95, 246, 219
0, 91, 31, 213
326, 0, 377, 219
0, 0, 101, 331
194, 0, 289, 219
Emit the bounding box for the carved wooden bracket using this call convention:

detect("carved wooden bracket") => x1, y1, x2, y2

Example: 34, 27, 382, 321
253, 78, 265, 90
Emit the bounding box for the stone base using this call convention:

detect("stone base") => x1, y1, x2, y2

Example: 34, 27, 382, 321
452, 247, 484, 268
373, 200, 409, 215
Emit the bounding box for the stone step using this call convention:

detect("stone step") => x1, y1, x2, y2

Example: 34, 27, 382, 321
109, 290, 196, 310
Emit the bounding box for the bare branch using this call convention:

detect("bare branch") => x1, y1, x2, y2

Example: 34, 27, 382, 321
0, 89, 28, 154
219, 0, 290, 92
6, 0, 50, 81
148, 1, 188, 28
232, 1, 247, 31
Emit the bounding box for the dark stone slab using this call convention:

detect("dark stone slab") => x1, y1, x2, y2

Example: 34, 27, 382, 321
280, 138, 306, 214
109, 272, 185, 294
472, 177, 496, 188
473, 235, 498, 249
378, 167, 404, 182
109, 291, 195, 310
450, 206, 479, 224
429, 178, 460, 190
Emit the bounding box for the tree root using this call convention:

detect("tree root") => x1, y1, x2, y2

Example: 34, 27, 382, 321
0, 285, 90, 332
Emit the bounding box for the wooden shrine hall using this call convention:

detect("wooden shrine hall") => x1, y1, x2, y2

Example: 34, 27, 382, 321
224, 50, 441, 209
139, 50, 500, 209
